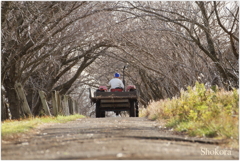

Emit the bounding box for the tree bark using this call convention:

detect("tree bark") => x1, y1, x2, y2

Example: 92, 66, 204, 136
1, 94, 9, 121
68, 97, 74, 115
14, 82, 33, 118
51, 91, 59, 116
62, 95, 70, 116
4, 79, 21, 120
39, 91, 52, 116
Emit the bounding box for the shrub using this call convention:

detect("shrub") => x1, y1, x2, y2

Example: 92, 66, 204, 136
142, 82, 239, 148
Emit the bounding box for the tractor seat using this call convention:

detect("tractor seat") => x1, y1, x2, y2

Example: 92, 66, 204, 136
111, 87, 123, 92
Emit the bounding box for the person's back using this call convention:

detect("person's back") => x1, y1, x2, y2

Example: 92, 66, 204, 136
108, 73, 124, 89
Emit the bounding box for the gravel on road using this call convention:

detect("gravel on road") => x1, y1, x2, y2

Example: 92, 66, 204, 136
1, 117, 239, 160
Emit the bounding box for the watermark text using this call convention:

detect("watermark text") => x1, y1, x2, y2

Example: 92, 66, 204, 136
201, 147, 232, 156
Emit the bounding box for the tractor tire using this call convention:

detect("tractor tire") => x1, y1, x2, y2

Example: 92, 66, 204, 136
129, 100, 136, 117
95, 101, 101, 118
100, 111, 105, 117
136, 101, 139, 117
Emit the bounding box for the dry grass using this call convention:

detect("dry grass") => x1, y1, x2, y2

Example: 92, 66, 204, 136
1, 114, 85, 140
141, 82, 239, 149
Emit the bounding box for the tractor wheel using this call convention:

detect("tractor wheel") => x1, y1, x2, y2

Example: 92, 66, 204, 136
129, 100, 136, 117
95, 101, 101, 118
136, 101, 139, 117
100, 111, 105, 117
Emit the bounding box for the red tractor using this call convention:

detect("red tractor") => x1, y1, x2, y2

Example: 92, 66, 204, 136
89, 85, 139, 118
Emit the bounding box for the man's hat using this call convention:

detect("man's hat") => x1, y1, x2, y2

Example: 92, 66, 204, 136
114, 73, 120, 77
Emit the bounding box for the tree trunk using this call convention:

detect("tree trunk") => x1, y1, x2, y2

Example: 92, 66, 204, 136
4, 79, 20, 120
75, 100, 79, 114
39, 91, 52, 116
62, 95, 70, 116
14, 82, 33, 117
1, 94, 9, 121
51, 91, 59, 116
68, 97, 74, 115
32, 100, 42, 116
73, 100, 76, 114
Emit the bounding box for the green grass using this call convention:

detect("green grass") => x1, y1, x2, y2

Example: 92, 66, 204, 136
1, 114, 85, 138
140, 82, 239, 149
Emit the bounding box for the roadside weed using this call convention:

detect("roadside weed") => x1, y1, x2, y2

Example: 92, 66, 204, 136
141, 82, 239, 148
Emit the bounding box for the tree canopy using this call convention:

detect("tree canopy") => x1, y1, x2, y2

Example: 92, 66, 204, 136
1, 1, 239, 119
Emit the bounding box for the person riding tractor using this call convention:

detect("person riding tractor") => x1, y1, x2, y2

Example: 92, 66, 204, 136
108, 73, 124, 92
90, 72, 138, 118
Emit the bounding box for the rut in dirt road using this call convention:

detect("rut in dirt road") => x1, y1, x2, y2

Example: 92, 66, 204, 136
1, 117, 239, 160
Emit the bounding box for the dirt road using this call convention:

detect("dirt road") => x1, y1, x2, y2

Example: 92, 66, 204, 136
1, 117, 239, 160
